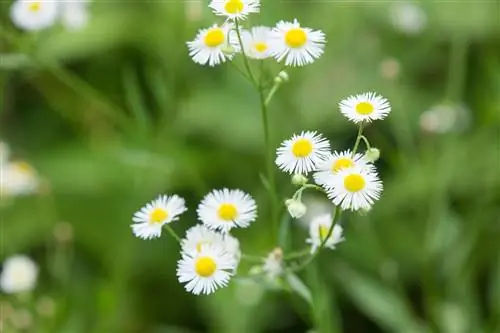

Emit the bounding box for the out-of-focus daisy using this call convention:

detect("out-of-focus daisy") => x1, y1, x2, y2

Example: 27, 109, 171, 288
0, 161, 39, 197
275, 131, 330, 175
262, 248, 283, 279
326, 167, 383, 211
306, 213, 344, 253
389, 2, 427, 35
10, 0, 58, 31
209, 0, 260, 20
314, 150, 373, 187
240, 26, 273, 59
182, 225, 241, 263
270, 19, 326, 67
60, 0, 89, 31
339, 92, 391, 123
131, 194, 187, 240
197, 189, 257, 233
0, 255, 38, 294
177, 244, 236, 295
187, 23, 237, 67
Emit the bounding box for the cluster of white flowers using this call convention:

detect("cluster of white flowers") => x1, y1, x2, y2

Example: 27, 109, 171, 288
187, 0, 326, 67
10, 0, 90, 32
132, 189, 256, 295
0, 255, 38, 294
0, 141, 39, 198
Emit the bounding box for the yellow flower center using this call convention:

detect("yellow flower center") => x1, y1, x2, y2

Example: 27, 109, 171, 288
204, 28, 225, 48
292, 138, 313, 158
319, 225, 330, 241
195, 256, 217, 277
28, 2, 41, 12
150, 208, 168, 224
285, 28, 307, 48
13, 162, 34, 174
331, 158, 354, 172
253, 42, 268, 53
355, 102, 374, 115
224, 0, 244, 14
344, 174, 366, 192
217, 203, 238, 221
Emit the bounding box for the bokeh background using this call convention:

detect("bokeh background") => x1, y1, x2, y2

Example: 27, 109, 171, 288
1, 0, 499, 332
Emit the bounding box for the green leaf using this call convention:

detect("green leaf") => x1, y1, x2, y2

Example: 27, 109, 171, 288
286, 273, 312, 306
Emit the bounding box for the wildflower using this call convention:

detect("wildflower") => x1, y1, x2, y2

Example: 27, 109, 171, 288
270, 19, 326, 67
131, 194, 187, 240
285, 198, 307, 219
326, 166, 383, 211
177, 244, 237, 295
60, 0, 89, 31
364, 148, 381, 162
306, 214, 344, 253
339, 92, 391, 123
420, 103, 471, 134
0, 161, 39, 197
182, 225, 241, 263
209, 0, 260, 21
197, 188, 257, 233
262, 248, 283, 279
0, 255, 38, 294
313, 150, 372, 187
239, 26, 273, 59
291, 173, 308, 186
389, 2, 427, 35
187, 23, 237, 66
275, 131, 330, 175
10, 0, 58, 31
274, 70, 289, 84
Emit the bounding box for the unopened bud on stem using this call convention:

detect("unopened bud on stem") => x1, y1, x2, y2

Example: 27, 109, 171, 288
285, 199, 307, 219
365, 148, 380, 162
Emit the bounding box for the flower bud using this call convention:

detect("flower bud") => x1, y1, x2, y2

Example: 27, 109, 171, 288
274, 70, 289, 84
365, 148, 380, 162
285, 199, 307, 219
291, 173, 308, 186
221, 44, 236, 55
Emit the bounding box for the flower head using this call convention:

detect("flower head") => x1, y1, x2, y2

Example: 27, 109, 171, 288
306, 214, 344, 253
0, 255, 38, 294
60, 0, 89, 31
177, 244, 237, 295
0, 161, 39, 197
240, 26, 273, 59
131, 194, 187, 240
197, 189, 257, 233
209, 0, 260, 20
10, 0, 58, 31
275, 131, 330, 175
339, 92, 391, 123
187, 23, 237, 67
182, 225, 241, 264
313, 150, 373, 187
326, 166, 383, 211
270, 19, 326, 67
262, 248, 283, 279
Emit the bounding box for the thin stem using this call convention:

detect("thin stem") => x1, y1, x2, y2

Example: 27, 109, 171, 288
164, 225, 181, 243
265, 81, 281, 106
283, 249, 310, 260
351, 123, 365, 156
360, 135, 371, 150
229, 61, 255, 86
293, 183, 326, 200
234, 19, 258, 87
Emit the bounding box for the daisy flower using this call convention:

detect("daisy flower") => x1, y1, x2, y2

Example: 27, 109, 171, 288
131, 194, 187, 240
177, 244, 237, 295
60, 0, 89, 31
187, 23, 237, 67
240, 26, 273, 59
275, 131, 330, 175
270, 19, 326, 67
0, 255, 38, 294
182, 225, 241, 262
197, 189, 257, 233
314, 150, 373, 187
10, 0, 58, 31
262, 248, 283, 279
0, 161, 39, 197
339, 92, 391, 123
209, 0, 260, 20
326, 166, 383, 211
306, 213, 344, 253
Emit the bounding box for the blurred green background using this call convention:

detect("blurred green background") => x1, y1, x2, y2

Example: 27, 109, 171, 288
1, 0, 499, 332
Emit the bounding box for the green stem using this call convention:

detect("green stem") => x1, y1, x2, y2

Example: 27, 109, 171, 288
265, 81, 281, 106
360, 135, 371, 150
283, 249, 310, 260
445, 34, 468, 102
234, 19, 258, 87
293, 183, 326, 200
351, 123, 364, 156
164, 225, 181, 243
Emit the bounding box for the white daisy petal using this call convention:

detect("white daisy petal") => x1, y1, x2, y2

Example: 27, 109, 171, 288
240, 26, 273, 59
270, 19, 326, 67
326, 166, 383, 211
0, 161, 39, 197
339, 92, 392, 123
177, 244, 237, 295
306, 213, 344, 253
209, 0, 260, 21
131, 194, 187, 240
275, 131, 330, 175
313, 150, 374, 187
187, 23, 237, 67
197, 189, 257, 233
10, 0, 58, 31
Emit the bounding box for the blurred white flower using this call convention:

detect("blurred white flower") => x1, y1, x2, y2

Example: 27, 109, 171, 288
306, 214, 344, 253
285, 198, 307, 219
0, 255, 38, 294
420, 103, 471, 134
60, 0, 89, 31
270, 19, 326, 67
299, 196, 332, 228
209, 0, 260, 21
379, 57, 401, 80
389, 2, 427, 35
0, 161, 39, 197
10, 0, 58, 31
239, 26, 273, 60
262, 248, 284, 279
